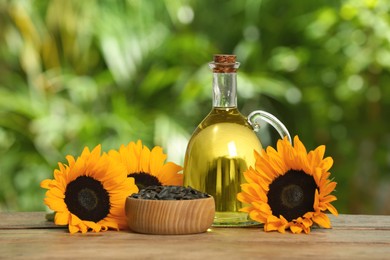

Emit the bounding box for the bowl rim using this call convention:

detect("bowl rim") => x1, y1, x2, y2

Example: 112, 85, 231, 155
126, 196, 214, 202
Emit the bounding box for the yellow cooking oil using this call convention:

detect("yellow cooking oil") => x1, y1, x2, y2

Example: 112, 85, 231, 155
183, 107, 262, 226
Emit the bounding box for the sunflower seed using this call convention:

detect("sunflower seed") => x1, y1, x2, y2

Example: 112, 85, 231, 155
130, 185, 210, 200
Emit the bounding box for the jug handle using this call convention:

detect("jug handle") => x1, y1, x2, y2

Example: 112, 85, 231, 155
247, 110, 292, 143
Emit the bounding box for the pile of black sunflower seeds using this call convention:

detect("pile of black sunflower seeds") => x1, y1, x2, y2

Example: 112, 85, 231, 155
130, 185, 210, 200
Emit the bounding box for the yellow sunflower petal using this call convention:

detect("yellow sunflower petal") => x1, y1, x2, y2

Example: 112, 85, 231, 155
301, 217, 313, 228
69, 214, 82, 226
249, 210, 266, 224
54, 167, 67, 189
237, 191, 252, 205
149, 146, 167, 175
122, 143, 138, 173
44, 197, 68, 212
157, 162, 183, 185
290, 224, 303, 234
277, 137, 296, 169
256, 158, 277, 182
308, 145, 325, 166
140, 145, 151, 173
313, 189, 320, 211
40, 179, 54, 189
292, 136, 311, 172
264, 222, 279, 232
68, 156, 85, 182
47, 187, 65, 199
244, 167, 260, 184
313, 168, 322, 186
239, 206, 252, 213
66, 154, 76, 168
267, 151, 287, 176
262, 148, 282, 177
321, 157, 334, 172
240, 183, 267, 203
78, 223, 88, 234
88, 145, 102, 163
244, 168, 269, 192
68, 223, 81, 234
321, 194, 337, 203
265, 215, 288, 233
54, 212, 69, 225
99, 219, 119, 231
134, 140, 143, 160
252, 201, 272, 214
321, 181, 337, 196
293, 136, 307, 154
312, 212, 331, 228
83, 220, 102, 232
326, 203, 339, 216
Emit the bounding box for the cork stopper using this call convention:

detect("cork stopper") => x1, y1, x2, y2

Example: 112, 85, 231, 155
213, 54, 236, 64
209, 54, 239, 73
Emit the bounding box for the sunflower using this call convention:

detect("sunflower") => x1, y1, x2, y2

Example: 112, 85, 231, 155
40, 145, 138, 234
237, 136, 338, 234
108, 140, 183, 190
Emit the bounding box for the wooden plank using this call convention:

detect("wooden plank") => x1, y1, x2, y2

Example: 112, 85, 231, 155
1, 212, 390, 230
0, 212, 389, 259
0, 224, 389, 259
0, 212, 59, 229
329, 214, 390, 230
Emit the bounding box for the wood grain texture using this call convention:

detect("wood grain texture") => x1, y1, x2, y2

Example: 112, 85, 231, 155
0, 212, 389, 259
0, 212, 59, 229
125, 197, 215, 235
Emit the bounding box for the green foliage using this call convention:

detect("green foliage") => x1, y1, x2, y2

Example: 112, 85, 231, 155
0, 0, 389, 214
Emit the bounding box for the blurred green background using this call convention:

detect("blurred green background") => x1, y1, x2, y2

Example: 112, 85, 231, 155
0, 0, 389, 214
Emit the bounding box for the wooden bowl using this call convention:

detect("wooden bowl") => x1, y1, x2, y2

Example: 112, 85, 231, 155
125, 196, 215, 235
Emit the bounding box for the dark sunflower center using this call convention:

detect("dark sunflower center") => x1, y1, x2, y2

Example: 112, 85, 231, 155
78, 188, 98, 211
64, 176, 110, 222
267, 170, 317, 222
128, 172, 162, 190
281, 184, 303, 208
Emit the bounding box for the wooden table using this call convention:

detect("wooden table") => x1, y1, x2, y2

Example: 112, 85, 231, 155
1, 212, 389, 259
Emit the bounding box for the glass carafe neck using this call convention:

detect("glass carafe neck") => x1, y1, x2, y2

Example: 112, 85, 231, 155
209, 54, 240, 108
212, 72, 237, 107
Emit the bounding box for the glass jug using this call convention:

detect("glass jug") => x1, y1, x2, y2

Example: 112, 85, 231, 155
183, 54, 291, 227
